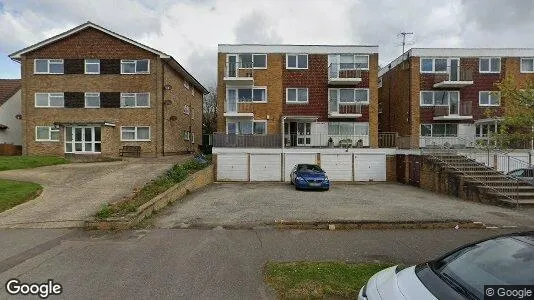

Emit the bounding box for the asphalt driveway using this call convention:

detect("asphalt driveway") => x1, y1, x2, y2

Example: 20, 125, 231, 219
154, 182, 534, 229
0, 156, 189, 228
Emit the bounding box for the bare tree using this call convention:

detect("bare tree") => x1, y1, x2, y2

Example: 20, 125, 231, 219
203, 85, 218, 134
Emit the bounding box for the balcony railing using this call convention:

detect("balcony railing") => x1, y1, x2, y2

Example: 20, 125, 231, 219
328, 102, 363, 117
212, 133, 369, 148
328, 63, 362, 85
432, 66, 474, 88
223, 61, 254, 85
433, 101, 473, 120
223, 101, 255, 116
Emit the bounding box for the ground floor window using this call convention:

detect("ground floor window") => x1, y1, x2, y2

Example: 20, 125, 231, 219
475, 123, 500, 138
65, 126, 101, 153
121, 126, 150, 141
328, 122, 369, 136
421, 123, 458, 137
35, 126, 60, 141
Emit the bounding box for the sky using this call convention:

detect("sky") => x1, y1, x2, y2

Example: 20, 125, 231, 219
1, 0, 534, 87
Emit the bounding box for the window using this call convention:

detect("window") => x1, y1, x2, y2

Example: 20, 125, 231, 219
229, 87, 267, 103
419, 91, 459, 106
121, 126, 150, 141
253, 121, 267, 134
420, 124, 458, 137
479, 58, 501, 73
34, 59, 64, 74
120, 93, 150, 108
479, 91, 501, 106
286, 88, 308, 103
238, 54, 267, 68
339, 55, 369, 70
184, 105, 190, 115
120, 59, 150, 74
420, 58, 449, 73
286, 54, 308, 69
191, 133, 195, 144
191, 109, 194, 119
521, 58, 534, 73
35, 93, 64, 107
183, 131, 190, 141
329, 88, 369, 104
84, 59, 100, 74
35, 126, 60, 141
328, 122, 369, 135
84, 93, 100, 108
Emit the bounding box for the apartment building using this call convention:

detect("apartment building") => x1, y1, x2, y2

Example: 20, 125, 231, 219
379, 48, 534, 148
216, 44, 379, 148
9, 22, 207, 157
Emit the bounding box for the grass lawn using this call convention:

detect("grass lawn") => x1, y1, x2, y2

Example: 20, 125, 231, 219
0, 179, 42, 213
264, 261, 395, 299
0, 156, 68, 171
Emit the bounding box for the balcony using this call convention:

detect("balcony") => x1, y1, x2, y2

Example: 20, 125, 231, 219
328, 63, 362, 85
223, 100, 255, 117
433, 101, 473, 120
328, 102, 362, 118
223, 61, 254, 85
212, 133, 369, 148
433, 66, 474, 88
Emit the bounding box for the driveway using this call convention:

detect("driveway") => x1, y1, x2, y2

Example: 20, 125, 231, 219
154, 182, 534, 229
0, 156, 189, 228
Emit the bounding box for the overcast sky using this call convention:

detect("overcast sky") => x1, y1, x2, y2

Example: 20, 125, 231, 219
1, 0, 534, 87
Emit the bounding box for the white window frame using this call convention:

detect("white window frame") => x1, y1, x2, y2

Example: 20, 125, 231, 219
238, 54, 267, 69
84, 59, 100, 74
120, 93, 151, 108
285, 88, 309, 104
419, 91, 459, 107
253, 120, 267, 135
520, 58, 534, 73
479, 91, 501, 107
338, 54, 369, 70
35, 126, 60, 142
84, 92, 101, 108
228, 86, 268, 103
183, 131, 190, 141
120, 59, 150, 74
34, 59, 64, 74
329, 88, 370, 104
479, 57, 501, 73
420, 57, 450, 73
420, 123, 459, 137
191, 133, 195, 144
120, 126, 151, 141
34, 93, 64, 108
286, 54, 308, 69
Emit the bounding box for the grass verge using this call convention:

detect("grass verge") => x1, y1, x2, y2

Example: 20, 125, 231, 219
97, 157, 211, 218
264, 261, 395, 299
0, 179, 42, 213
0, 156, 68, 171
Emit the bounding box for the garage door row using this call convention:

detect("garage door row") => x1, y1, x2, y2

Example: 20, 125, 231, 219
216, 153, 386, 182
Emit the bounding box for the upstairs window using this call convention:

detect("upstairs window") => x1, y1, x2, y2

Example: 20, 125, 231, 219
421, 123, 458, 137
34, 59, 64, 74
329, 88, 369, 104
479, 91, 501, 106
420, 91, 459, 106
84, 59, 100, 74
35, 93, 64, 107
286, 88, 308, 103
121, 59, 150, 74
521, 58, 534, 73
339, 55, 369, 70
228, 87, 267, 103
479, 58, 501, 73
238, 54, 267, 68
120, 93, 150, 108
85, 93, 100, 108
286, 54, 308, 69
420, 58, 448, 73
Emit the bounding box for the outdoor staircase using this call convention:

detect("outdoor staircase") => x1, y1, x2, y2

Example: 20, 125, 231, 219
424, 151, 534, 207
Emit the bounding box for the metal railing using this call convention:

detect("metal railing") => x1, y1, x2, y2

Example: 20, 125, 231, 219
433, 101, 472, 117
420, 135, 475, 149
212, 133, 370, 148
328, 63, 363, 80
432, 65, 473, 83
224, 101, 255, 114
328, 103, 363, 115
224, 61, 254, 78
378, 132, 398, 148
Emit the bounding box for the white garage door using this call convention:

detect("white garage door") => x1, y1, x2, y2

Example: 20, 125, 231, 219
250, 154, 281, 181
355, 154, 386, 181
217, 154, 248, 181
320, 154, 353, 181
283, 153, 317, 182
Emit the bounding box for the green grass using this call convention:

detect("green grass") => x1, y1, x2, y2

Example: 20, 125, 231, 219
0, 156, 68, 171
0, 179, 42, 213
264, 261, 395, 299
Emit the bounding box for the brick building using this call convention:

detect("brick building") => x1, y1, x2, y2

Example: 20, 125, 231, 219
378, 48, 534, 148
216, 44, 379, 148
9, 22, 207, 157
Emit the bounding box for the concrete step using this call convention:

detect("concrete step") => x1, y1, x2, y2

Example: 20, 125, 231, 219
478, 185, 534, 191
488, 191, 534, 199
498, 199, 534, 207
451, 170, 503, 175
476, 180, 533, 186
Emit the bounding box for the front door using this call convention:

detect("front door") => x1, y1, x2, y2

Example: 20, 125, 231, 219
65, 126, 101, 153
296, 122, 311, 146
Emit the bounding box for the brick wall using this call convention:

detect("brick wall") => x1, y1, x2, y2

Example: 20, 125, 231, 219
386, 155, 396, 181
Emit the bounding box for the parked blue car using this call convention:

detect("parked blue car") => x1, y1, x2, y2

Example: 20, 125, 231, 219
290, 164, 330, 191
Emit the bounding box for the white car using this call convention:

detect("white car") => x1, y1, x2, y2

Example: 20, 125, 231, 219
359, 232, 534, 300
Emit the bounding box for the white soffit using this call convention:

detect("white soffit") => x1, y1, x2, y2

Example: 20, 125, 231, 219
218, 44, 378, 54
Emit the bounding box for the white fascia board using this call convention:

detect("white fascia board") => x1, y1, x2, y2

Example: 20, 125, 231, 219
411, 48, 534, 58
218, 44, 378, 54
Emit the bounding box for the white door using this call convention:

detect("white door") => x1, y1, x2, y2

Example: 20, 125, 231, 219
250, 154, 281, 181
65, 126, 101, 153
217, 154, 248, 181
284, 153, 317, 182
320, 154, 353, 181
297, 122, 311, 146
354, 154, 386, 181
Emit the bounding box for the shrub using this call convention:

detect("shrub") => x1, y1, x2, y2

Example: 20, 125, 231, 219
97, 203, 112, 219
166, 165, 189, 182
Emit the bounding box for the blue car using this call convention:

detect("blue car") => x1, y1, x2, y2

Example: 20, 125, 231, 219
290, 164, 330, 191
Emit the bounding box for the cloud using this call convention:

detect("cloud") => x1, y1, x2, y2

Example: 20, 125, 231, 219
234, 11, 282, 44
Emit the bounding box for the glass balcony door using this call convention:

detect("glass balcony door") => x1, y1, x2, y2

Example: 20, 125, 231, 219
65, 126, 101, 153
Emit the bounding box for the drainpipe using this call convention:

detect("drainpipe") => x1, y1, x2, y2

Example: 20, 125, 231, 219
162, 62, 166, 156
281, 116, 286, 181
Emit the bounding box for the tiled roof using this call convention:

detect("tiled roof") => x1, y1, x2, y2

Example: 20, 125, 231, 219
0, 79, 21, 107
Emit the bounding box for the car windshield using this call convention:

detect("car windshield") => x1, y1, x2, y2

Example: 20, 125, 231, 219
431, 236, 534, 299
297, 164, 323, 172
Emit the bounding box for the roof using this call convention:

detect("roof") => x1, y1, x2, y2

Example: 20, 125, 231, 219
8, 22, 208, 94
379, 47, 534, 77
218, 44, 379, 54
0, 79, 21, 107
